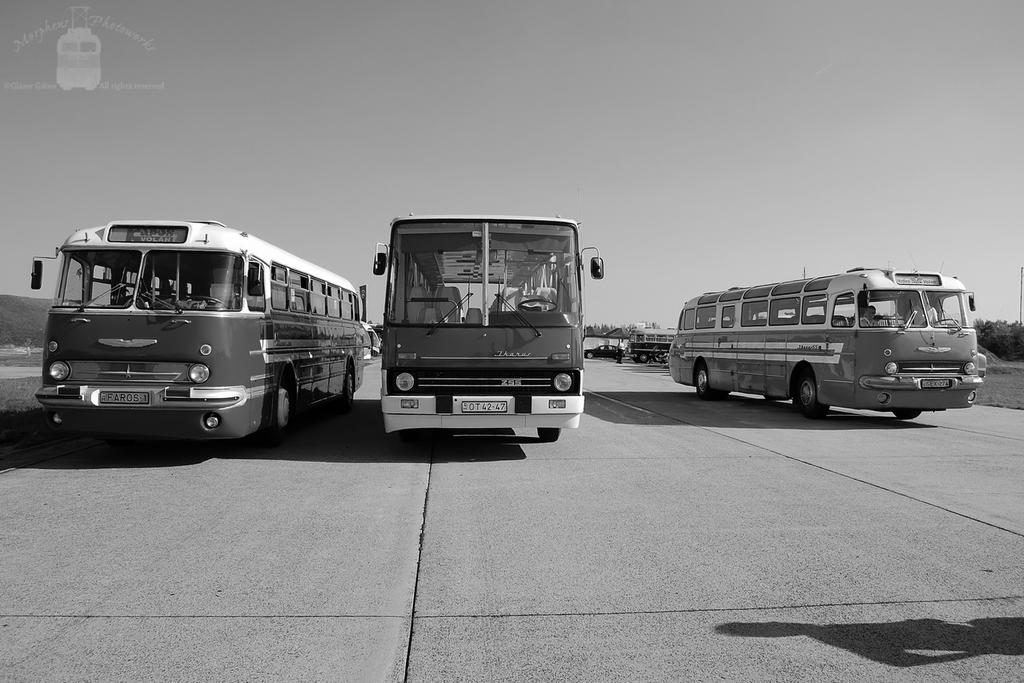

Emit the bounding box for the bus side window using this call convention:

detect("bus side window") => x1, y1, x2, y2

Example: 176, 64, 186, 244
721, 305, 735, 328
682, 309, 695, 330
831, 292, 855, 327
801, 294, 827, 325
246, 263, 266, 311
271, 265, 288, 310
740, 301, 768, 327
695, 306, 717, 329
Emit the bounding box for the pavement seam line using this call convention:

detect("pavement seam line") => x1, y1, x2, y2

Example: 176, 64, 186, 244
586, 391, 1024, 539
410, 595, 1024, 620
402, 436, 433, 683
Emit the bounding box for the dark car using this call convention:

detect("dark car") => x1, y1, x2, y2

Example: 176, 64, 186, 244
584, 344, 621, 360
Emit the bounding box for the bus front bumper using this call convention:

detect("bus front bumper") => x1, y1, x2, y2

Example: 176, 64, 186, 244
855, 375, 982, 410
35, 384, 255, 439
381, 394, 584, 433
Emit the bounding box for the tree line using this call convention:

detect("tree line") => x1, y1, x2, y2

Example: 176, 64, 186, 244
975, 320, 1024, 361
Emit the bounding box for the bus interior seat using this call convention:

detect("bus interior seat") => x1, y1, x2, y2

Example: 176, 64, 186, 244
438, 286, 461, 319
407, 286, 428, 322
465, 307, 482, 324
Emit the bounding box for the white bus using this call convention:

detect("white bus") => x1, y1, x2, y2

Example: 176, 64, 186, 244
32, 220, 368, 445
668, 268, 984, 419
372, 215, 604, 441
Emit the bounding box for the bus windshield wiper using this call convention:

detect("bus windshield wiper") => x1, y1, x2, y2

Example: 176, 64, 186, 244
77, 282, 132, 311
897, 310, 917, 333
426, 293, 473, 336
494, 293, 542, 337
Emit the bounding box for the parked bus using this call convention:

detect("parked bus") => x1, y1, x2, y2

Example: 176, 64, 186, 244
371, 215, 604, 441
629, 328, 674, 364
31, 220, 368, 445
668, 268, 984, 420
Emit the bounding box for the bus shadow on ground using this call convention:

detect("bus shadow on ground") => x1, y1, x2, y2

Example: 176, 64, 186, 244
24, 399, 528, 468
715, 616, 1024, 667
586, 391, 938, 431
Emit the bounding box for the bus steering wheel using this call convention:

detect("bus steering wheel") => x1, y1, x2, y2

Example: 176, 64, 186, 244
518, 297, 556, 313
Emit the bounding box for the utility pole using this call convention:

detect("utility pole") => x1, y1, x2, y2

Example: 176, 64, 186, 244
1019, 266, 1023, 324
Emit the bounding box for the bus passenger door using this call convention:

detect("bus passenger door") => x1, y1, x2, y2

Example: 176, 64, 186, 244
712, 331, 737, 392
735, 331, 766, 395
764, 332, 789, 399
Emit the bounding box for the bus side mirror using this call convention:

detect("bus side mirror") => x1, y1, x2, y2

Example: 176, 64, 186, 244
30, 260, 43, 290
372, 251, 387, 276
968, 293, 976, 312
590, 256, 604, 280
856, 290, 868, 308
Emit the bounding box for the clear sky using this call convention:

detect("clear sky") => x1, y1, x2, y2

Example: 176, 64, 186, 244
3, 0, 1023, 326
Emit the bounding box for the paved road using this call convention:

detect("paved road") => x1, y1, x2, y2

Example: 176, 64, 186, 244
2, 359, 1022, 681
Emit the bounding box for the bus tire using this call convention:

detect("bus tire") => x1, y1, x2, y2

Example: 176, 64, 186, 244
538, 427, 561, 442
793, 369, 829, 419
694, 360, 721, 400
637, 353, 650, 364
892, 409, 922, 420
262, 373, 295, 447
337, 361, 355, 413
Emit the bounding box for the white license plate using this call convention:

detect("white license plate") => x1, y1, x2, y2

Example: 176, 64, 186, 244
99, 391, 150, 405
461, 401, 508, 414
920, 378, 953, 389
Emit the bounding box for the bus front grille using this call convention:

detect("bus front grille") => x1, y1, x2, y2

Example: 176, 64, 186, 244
68, 361, 190, 383
897, 361, 964, 374
389, 368, 580, 395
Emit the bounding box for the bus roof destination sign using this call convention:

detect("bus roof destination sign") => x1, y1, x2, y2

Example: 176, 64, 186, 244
107, 225, 188, 243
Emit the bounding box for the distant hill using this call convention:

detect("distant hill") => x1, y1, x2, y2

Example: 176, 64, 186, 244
0, 295, 49, 346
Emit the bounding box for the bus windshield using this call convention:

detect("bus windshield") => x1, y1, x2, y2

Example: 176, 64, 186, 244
136, 251, 244, 311
387, 221, 580, 326
54, 250, 142, 308
861, 290, 927, 328
924, 290, 968, 327
861, 290, 968, 329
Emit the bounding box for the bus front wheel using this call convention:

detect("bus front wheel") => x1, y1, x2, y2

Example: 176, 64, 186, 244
637, 353, 650, 363
892, 409, 922, 420
794, 370, 829, 419
262, 378, 295, 446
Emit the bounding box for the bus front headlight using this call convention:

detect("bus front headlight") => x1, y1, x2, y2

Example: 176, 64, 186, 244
553, 373, 573, 392
188, 363, 210, 383
883, 362, 898, 375
395, 372, 415, 391
49, 361, 70, 381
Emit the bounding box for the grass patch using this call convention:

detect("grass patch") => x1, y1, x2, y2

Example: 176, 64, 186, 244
977, 362, 1024, 410
0, 349, 42, 367
0, 376, 60, 451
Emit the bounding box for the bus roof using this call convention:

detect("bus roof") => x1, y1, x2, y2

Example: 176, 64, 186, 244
61, 220, 356, 293
682, 268, 967, 309
390, 215, 579, 228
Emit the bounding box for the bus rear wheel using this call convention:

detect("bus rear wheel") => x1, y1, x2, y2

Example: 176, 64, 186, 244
637, 353, 650, 364
793, 369, 829, 419
337, 362, 354, 413
694, 361, 722, 400
892, 409, 922, 420
537, 428, 561, 442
